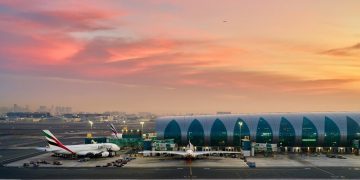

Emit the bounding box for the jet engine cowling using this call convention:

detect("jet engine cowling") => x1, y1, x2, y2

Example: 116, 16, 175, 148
101, 151, 110, 157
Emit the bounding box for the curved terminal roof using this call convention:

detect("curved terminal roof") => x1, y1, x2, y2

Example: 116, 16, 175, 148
156, 112, 360, 147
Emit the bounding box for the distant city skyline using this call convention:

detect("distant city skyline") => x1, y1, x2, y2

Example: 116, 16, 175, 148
0, 104, 72, 114
1, 1, 360, 113
0, 104, 359, 115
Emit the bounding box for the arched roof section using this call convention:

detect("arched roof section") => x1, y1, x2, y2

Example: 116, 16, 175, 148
187, 119, 205, 146
303, 114, 325, 145
279, 117, 296, 147
324, 117, 341, 147
256, 117, 273, 143
238, 115, 259, 140
302, 117, 318, 147
210, 119, 227, 146
233, 118, 250, 146
326, 113, 347, 146
164, 120, 182, 144
347, 116, 360, 145
193, 115, 217, 145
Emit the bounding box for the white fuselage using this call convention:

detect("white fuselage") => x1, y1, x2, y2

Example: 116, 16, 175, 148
185, 149, 195, 158
46, 143, 120, 155
139, 141, 242, 159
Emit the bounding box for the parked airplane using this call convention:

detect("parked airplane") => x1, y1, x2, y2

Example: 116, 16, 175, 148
139, 141, 242, 159
36, 130, 120, 158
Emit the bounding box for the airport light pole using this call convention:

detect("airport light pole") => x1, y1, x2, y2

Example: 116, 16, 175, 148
140, 121, 144, 134
239, 122, 243, 149
88, 120, 93, 138
123, 120, 126, 128
88, 120, 93, 130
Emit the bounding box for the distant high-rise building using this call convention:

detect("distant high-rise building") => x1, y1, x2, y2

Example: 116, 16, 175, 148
55, 106, 72, 115
37, 105, 49, 112
0, 106, 10, 114
13, 104, 19, 112
25, 105, 30, 112
12, 104, 29, 112
217, 111, 231, 115
65, 107, 72, 114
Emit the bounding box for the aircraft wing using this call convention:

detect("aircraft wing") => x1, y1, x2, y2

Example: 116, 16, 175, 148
76, 150, 103, 156
139, 151, 188, 156
35, 147, 48, 151
193, 151, 242, 156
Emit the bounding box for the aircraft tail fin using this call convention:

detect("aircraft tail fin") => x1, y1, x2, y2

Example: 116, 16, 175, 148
109, 123, 120, 139
42, 130, 75, 154
109, 123, 118, 134
188, 140, 194, 151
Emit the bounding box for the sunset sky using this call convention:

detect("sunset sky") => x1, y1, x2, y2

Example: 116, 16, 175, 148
1, 0, 360, 114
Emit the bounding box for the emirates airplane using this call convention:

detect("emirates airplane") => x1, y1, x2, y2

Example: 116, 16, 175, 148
140, 141, 242, 159
36, 130, 120, 158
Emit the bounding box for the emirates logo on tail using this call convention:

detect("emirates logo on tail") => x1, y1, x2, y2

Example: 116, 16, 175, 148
42, 130, 75, 154
109, 123, 118, 135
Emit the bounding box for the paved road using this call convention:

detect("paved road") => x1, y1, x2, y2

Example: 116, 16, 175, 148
0, 166, 359, 179
0, 149, 44, 164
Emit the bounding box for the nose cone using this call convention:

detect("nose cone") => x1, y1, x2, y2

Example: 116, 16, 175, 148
113, 145, 120, 151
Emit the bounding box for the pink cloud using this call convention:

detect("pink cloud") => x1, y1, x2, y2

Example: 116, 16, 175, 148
0, 30, 82, 66
0, 2, 123, 32
1, 0, 359, 99
67, 36, 233, 70
0, 1, 124, 67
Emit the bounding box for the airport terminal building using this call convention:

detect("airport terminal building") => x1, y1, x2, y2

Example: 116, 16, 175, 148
156, 112, 360, 152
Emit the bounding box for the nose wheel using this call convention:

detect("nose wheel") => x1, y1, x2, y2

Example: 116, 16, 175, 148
186, 158, 193, 179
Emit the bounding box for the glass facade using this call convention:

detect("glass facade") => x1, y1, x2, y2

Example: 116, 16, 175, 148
187, 119, 205, 146
256, 117, 273, 143
324, 117, 340, 147
302, 117, 318, 147
347, 116, 360, 145
279, 117, 296, 147
158, 113, 360, 147
164, 120, 182, 144
210, 119, 227, 146
233, 119, 250, 146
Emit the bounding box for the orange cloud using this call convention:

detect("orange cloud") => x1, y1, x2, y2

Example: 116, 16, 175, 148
177, 70, 359, 94
321, 43, 360, 57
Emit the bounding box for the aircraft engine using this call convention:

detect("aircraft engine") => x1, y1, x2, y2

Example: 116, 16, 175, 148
101, 152, 110, 157
85, 153, 95, 158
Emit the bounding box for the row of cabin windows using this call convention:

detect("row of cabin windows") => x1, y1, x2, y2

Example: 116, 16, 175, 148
163, 117, 360, 147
